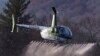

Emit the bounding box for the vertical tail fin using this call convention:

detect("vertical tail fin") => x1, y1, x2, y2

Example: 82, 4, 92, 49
51, 7, 57, 27
11, 14, 15, 32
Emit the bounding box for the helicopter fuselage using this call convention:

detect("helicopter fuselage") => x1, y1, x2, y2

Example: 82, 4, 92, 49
40, 26, 72, 41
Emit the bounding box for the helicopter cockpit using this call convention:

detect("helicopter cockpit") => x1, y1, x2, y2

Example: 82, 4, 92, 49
56, 26, 72, 39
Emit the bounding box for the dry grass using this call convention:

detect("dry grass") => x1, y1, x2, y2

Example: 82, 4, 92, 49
21, 41, 100, 56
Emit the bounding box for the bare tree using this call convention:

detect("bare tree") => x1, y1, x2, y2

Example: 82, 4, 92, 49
62, 19, 87, 43
79, 16, 100, 42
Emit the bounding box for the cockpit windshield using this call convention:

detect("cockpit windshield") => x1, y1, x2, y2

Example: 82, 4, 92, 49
56, 26, 71, 38
56, 27, 65, 34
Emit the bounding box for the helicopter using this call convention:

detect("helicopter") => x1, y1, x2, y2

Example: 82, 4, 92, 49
11, 7, 72, 43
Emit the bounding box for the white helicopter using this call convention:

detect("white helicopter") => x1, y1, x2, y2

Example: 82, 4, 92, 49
11, 7, 72, 42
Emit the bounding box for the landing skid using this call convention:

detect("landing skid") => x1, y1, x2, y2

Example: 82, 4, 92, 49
43, 39, 68, 45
